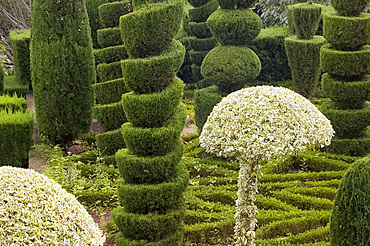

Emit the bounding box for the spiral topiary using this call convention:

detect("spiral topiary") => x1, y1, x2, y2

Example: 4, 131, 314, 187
0, 166, 105, 245
200, 86, 334, 246
113, 0, 188, 244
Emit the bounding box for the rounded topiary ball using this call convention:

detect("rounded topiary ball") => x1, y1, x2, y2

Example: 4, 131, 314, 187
0, 166, 105, 245
331, 0, 370, 16
201, 45, 261, 93
330, 156, 370, 246
207, 8, 262, 46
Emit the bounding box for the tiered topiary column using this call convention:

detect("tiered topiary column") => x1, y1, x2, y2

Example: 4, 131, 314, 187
194, 0, 262, 132
92, 0, 131, 164
285, 2, 326, 98
320, 0, 370, 156
112, 0, 188, 244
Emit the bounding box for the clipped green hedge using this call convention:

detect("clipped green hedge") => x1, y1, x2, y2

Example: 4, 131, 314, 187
0, 110, 33, 168
291, 2, 322, 40
330, 0, 369, 16
115, 228, 184, 246
116, 138, 183, 184
121, 40, 185, 94
9, 29, 31, 87
323, 12, 370, 51
188, 37, 217, 51
188, 0, 218, 23
93, 78, 128, 105
122, 77, 184, 128
2, 76, 29, 97
0, 62, 3, 92
188, 22, 213, 38
94, 45, 128, 64
217, 0, 254, 9
0, 94, 28, 112
93, 101, 127, 132
120, 0, 184, 58
188, 50, 208, 66
207, 8, 262, 46
272, 190, 333, 210
187, 0, 210, 7
320, 44, 370, 79
194, 86, 222, 133
191, 64, 202, 82
122, 103, 186, 156
285, 35, 326, 98
97, 27, 123, 48
325, 138, 370, 156
322, 73, 370, 109
97, 61, 122, 82
99, 0, 132, 28
96, 128, 126, 156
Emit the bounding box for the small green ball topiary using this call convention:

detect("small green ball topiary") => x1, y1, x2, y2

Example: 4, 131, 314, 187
0, 166, 105, 245
207, 8, 262, 46
201, 45, 261, 93
330, 156, 370, 246
330, 0, 369, 16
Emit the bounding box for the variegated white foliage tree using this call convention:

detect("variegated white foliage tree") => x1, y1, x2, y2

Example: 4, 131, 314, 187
200, 86, 334, 245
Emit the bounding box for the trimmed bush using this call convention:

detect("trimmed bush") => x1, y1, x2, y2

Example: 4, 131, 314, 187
115, 229, 185, 246
0, 95, 28, 112
9, 29, 31, 87
330, 156, 370, 245
30, 0, 95, 145
97, 27, 123, 47
326, 138, 370, 157
188, 22, 213, 38
94, 45, 128, 64
116, 138, 183, 184
194, 86, 222, 133
99, 0, 132, 28
330, 0, 369, 16
121, 40, 185, 94
188, 0, 210, 7
2, 76, 29, 97
201, 45, 261, 93
96, 128, 126, 156
0, 62, 3, 92
122, 77, 184, 128
119, 0, 184, 58
320, 44, 370, 79
188, 0, 218, 23
97, 61, 122, 82
217, 0, 254, 9
0, 110, 33, 168
291, 2, 322, 40
122, 103, 186, 156
285, 35, 326, 98
0, 166, 105, 245
188, 37, 217, 51
191, 64, 203, 82
188, 50, 208, 66
93, 78, 128, 105
207, 9, 262, 46
323, 13, 370, 51
93, 101, 127, 132
322, 73, 370, 109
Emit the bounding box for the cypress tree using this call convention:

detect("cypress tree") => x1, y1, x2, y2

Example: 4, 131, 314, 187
30, 0, 96, 145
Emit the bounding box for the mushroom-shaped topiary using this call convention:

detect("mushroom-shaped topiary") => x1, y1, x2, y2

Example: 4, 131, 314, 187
0, 166, 105, 245
200, 85, 334, 246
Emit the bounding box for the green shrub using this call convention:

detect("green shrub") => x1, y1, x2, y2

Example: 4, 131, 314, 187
325, 138, 370, 157
120, 0, 184, 58
191, 64, 203, 82
261, 170, 345, 183
97, 61, 123, 82
284, 35, 325, 98
93, 78, 128, 105
188, 0, 210, 7
322, 73, 370, 109
255, 195, 300, 212
0, 62, 3, 92
201, 45, 261, 93
330, 0, 369, 16
320, 44, 370, 79
94, 45, 128, 64
188, 50, 208, 66
93, 101, 127, 132
30, 0, 95, 145
284, 186, 337, 200
9, 29, 31, 87
188, 22, 213, 38
217, 0, 254, 9
272, 190, 333, 210
291, 3, 322, 40
121, 40, 185, 94
250, 26, 291, 82
330, 156, 370, 245
194, 86, 222, 133
97, 27, 123, 48
207, 8, 262, 46
116, 138, 183, 184
115, 229, 184, 246
122, 77, 184, 128
2, 76, 29, 97
188, 0, 218, 23
188, 36, 217, 51
0, 110, 33, 168
323, 13, 370, 51
99, 0, 132, 28
0, 94, 28, 112
122, 103, 186, 156
96, 128, 126, 156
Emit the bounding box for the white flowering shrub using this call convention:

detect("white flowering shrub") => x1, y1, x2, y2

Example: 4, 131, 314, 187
200, 85, 334, 246
0, 166, 105, 245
